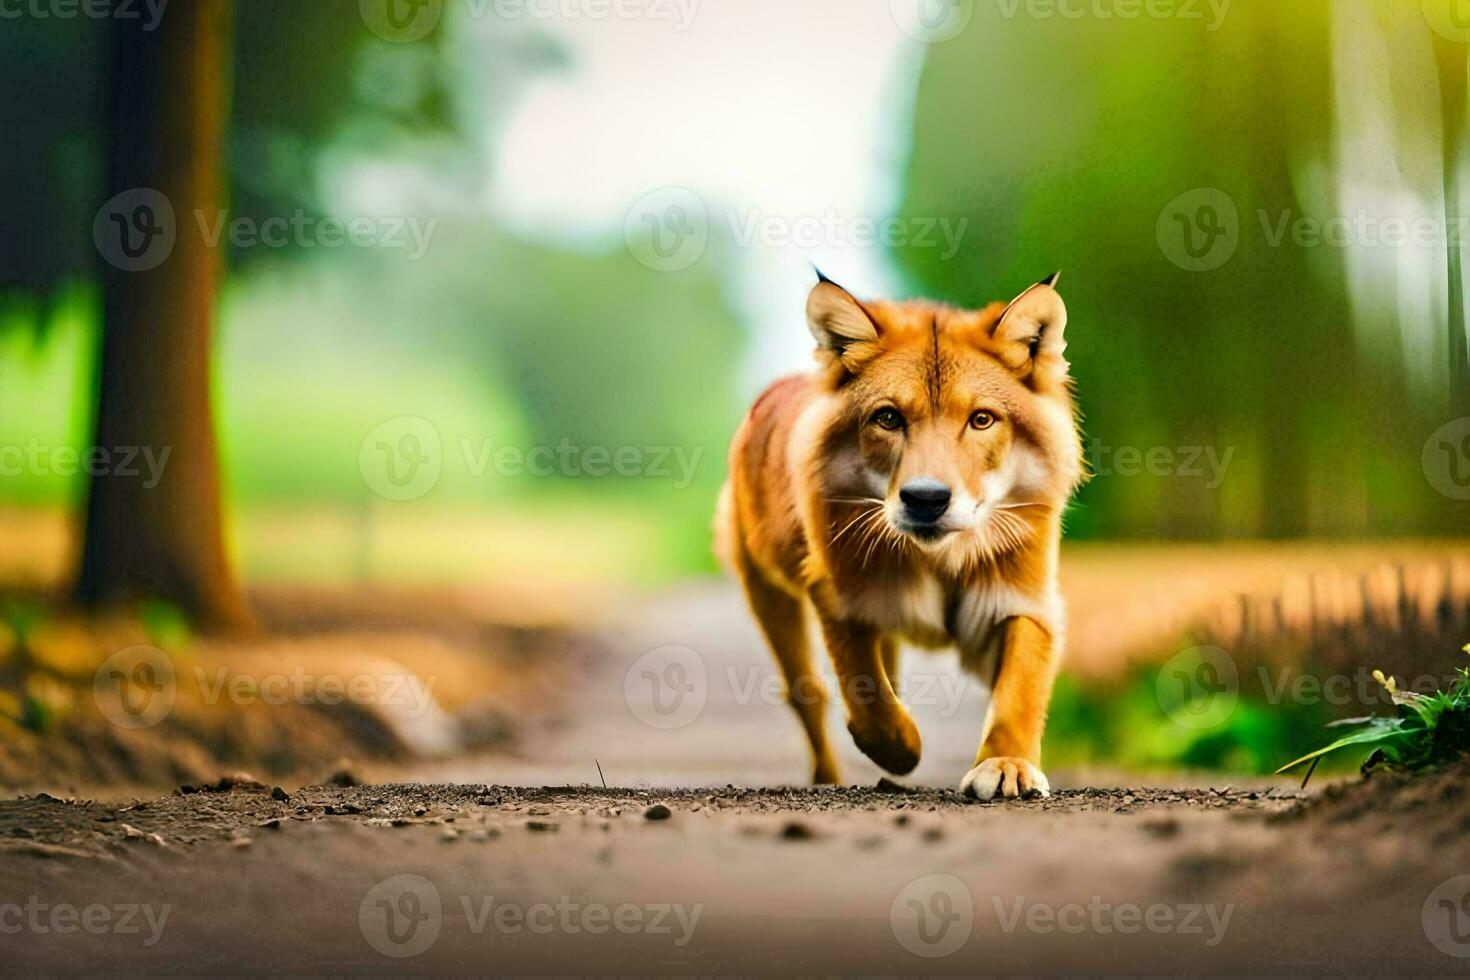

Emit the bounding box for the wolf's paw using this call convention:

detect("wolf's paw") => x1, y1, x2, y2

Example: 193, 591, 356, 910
959, 757, 1050, 801
847, 711, 922, 775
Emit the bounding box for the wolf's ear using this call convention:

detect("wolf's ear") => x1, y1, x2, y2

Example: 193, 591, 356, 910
992, 272, 1068, 379
807, 271, 880, 371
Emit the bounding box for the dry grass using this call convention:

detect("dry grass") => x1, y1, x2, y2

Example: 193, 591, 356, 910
1054, 541, 1470, 679
1192, 554, 1470, 681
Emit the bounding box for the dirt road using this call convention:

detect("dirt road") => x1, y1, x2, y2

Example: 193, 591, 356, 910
422, 582, 1002, 789
6, 569, 1470, 973
3, 769, 1470, 974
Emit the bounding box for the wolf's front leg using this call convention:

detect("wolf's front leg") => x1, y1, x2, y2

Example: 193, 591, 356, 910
814, 610, 922, 775
960, 616, 1057, 800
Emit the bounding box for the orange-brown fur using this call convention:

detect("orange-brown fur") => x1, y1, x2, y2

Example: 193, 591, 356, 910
719, 274, 1083, 797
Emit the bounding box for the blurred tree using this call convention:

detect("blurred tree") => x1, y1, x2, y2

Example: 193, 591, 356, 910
227, 0, 462, 255
0, 1, 464, 626
894, 0, 1456, 539
0, 16, 104, 326
1431, 29, 1470, 417
75, 0, 249, 629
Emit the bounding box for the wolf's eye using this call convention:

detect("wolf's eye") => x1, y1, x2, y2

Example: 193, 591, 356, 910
871, 407, 905, 431
969, 410, 997, 430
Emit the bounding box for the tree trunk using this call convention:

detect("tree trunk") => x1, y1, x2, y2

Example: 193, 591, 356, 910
75, 0, 250, 632
1432, 34, 1470, 418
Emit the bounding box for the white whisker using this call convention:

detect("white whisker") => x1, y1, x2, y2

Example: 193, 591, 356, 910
829, 506, 878, 548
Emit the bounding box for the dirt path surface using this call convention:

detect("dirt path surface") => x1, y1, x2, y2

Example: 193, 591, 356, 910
420, 582, 1000, 789
413, 579, 1205, 790
2, 769, 1469, 974
7, 567, 1470, 974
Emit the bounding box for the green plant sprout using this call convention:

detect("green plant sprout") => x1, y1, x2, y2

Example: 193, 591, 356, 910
1278, 643, 1470, 787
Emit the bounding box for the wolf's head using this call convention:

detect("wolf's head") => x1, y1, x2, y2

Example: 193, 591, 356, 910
804, 272, 1083, 567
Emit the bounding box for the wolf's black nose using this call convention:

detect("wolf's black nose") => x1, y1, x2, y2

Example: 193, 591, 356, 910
900, 478, 951, 523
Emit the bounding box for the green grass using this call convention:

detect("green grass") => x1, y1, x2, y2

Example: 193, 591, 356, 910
1041, 642, 1470, 779
1045, 664, 1373, 777
1277, 644, 1470, 784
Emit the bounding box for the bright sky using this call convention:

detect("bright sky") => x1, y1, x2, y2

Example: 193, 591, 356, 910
474, 0, 934, 390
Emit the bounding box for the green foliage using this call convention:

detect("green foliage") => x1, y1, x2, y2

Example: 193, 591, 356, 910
18, 695, 53, 734
893, 1, 1460, 538
0, 16, 105, 312
1045, 655, 1383, 776
0, 598, 47, 645
0, 600, 54, 733
1277, 645, 1470, 782
0, 0, 466, 293
140, 602, 192, 650
1047, 642, 1470, 779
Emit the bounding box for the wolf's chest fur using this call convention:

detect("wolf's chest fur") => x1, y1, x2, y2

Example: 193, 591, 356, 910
836, 567, 1059, 666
